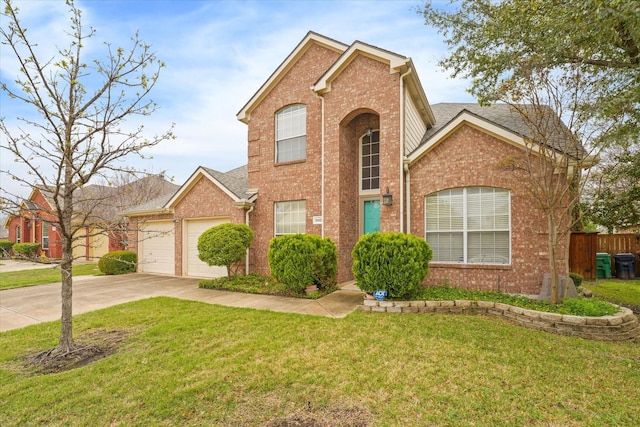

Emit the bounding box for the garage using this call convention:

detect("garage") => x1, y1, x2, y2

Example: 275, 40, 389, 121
184, 218, 229, 278
138, 221, 175, 275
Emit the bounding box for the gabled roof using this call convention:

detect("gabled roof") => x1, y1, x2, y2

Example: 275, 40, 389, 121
237, 31, 435, 127
408, 103, 585, 164
162, 165, 249, 210
237, 32, 348, 124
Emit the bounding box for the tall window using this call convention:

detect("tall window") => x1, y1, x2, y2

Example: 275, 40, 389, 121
361, 130, 380, 191
276, 104, 306, 163
274, 200, 306, 235
16, 225, 21, 243
42, 222, 50, 250
425, 187, 510, 264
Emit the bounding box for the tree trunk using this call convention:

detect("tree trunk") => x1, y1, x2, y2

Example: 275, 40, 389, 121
548, 212, 560, 305
58, 252, 75, 353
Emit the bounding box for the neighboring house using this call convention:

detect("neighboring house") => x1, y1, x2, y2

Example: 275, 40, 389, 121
5, 175, 178, 261
125, 32, 579, 293
5, 187, 64, 258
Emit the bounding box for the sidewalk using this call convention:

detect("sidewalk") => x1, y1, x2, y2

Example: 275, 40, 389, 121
0, 272, 364, 332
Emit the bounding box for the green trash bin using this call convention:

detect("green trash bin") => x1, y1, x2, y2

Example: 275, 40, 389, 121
596, 253, 611, 279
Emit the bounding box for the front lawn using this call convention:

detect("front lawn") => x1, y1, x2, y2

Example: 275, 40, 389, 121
1, 298, 638, 426
0, 263, 100, 290
583, 279, 640, 310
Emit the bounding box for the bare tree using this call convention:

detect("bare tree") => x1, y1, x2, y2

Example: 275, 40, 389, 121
0, 0, 174, 355
496, 68, 613, 303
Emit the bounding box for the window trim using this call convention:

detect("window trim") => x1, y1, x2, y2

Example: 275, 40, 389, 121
42, 222, 50, 250
274, 200, 306, 236
359, 129, 380, 194
424, 187, 511, 265
275, 104, 307, 163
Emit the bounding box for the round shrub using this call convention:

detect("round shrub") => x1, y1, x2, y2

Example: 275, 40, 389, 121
569, 272, 583, 288
12, 242, 41, 258
352, 232, 433, 300
197, 223, 253, 279
268, 234, 337, 291
98, 250, 137, 275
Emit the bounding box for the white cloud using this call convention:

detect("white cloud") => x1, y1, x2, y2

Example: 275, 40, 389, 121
1, 0, 475, 198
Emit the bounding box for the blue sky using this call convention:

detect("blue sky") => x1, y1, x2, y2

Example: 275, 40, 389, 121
0, 0, 473, 199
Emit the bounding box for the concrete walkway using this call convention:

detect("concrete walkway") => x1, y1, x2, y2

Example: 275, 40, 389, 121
0, 266, 364, 332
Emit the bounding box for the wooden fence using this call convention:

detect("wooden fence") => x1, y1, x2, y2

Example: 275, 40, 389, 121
570, 232, 640, 279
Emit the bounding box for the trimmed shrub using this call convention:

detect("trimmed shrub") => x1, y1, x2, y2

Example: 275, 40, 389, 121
352, 232, 433, 300
12, 242, 41, 258
569, 272, 583, 288
198, 223, 253, 279
268, 234, 337, 292
98, 250, 137, 275
0, 240, 14, 257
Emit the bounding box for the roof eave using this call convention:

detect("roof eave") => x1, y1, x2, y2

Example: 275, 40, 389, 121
237, 31, 348, 124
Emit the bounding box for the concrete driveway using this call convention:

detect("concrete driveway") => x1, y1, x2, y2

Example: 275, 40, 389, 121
0, 271, 364, 332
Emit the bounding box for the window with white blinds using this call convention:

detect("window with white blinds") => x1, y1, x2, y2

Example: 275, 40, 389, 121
425, 188, 510, 264
274, 200, 306, 235
276, 104, 306, 163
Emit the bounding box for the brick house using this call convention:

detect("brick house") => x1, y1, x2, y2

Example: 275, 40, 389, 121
4, 187, 64, 258
126, 32, 578, 294
5, 175, 178, 261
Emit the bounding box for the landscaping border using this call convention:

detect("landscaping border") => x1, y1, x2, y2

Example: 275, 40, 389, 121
360, 299, 640, 341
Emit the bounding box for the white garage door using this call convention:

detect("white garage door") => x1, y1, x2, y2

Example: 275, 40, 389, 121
139, 221, 175, 275
185, 218, 229, 278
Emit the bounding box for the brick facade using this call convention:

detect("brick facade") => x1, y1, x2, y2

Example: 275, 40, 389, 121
409, 124, 567, 294
125, 32, 573, 293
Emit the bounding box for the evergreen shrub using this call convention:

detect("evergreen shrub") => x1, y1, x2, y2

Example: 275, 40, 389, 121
0, 240, 14, 256
12, 242, 41, 258
197, 223, 253, 279
268, 234, 337, 292
569, 272, 583, 288
352, 232, 432, 299
98, 250, 137, 275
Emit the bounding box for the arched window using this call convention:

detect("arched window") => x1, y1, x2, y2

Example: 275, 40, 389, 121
16, 225, 21, 243
425, 187, 510, 264
275, 104, 306, 163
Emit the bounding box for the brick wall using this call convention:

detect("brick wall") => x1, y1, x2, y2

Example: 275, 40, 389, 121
246, 47, 405, 282
409, 124, 568, 294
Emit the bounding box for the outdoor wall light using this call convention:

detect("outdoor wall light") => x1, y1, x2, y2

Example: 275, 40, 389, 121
382, 187, 393, 206
365, 127, 372, 137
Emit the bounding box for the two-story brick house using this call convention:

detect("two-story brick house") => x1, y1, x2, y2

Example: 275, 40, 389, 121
126, 31, 575, 294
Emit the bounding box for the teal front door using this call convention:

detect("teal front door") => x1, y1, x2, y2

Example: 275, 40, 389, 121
363, 200, 381, 234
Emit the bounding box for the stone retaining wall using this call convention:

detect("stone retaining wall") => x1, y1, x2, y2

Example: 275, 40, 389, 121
360, 299, 640, 341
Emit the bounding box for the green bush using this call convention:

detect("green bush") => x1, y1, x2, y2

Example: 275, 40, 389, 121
98, 250, 137, 275
12, 242, 41, 258
0, 240, 14, 256
197, 223, 253, 279
569, 272, 583, 288
268, 234, 337, 292
352, 232, 433, 299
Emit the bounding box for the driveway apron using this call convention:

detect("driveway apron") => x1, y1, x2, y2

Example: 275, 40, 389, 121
0, 273, 363, 332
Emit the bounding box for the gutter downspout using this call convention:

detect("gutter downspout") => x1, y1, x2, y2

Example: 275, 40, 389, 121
235, 199, 255, 274
244, 204, 254, 274
399, 67, 412, 233
404, 159, 411, 233
315, 91, 326, 238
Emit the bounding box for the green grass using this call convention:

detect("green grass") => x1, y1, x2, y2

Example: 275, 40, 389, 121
0, 263, 100, 290
1, 298, 638, 426
583, 279, 640, 308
